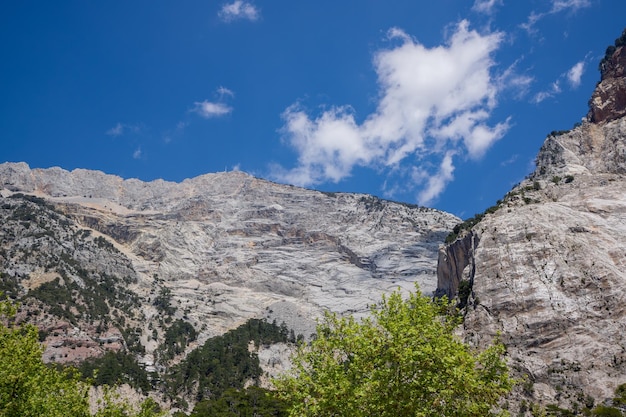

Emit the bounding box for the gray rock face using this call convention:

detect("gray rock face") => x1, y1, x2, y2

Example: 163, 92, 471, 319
452, 170, 626, 404
437, 44, 626, 411
0, 163, 458, 364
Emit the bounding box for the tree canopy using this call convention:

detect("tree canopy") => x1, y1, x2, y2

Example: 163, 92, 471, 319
273, 286, 513, 417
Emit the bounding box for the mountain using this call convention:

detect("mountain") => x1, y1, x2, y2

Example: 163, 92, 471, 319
437, 30, 626, 412
0, 163, 457, 388
4, 28, 626, 417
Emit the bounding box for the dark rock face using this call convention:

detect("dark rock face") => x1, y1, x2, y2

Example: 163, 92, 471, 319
589, 42, 626, 123
434, 231, 478, 300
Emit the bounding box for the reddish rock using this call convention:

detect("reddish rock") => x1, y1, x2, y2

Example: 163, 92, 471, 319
588, 42, 626, 123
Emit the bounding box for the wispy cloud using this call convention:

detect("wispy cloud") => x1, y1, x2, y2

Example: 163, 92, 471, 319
106, 123, 141, 137
533, 81, 561, 103
272, 21, 510, 206
521, 0, 591, 33
566, 61, 585, 88
163, 121, 189, 144
217, 86, 235, 98
500, 154, 519, 167
533, 59, 587, 102
218, 1, 259, 22
133, 147, 142, 159
106, 123, 124, 137
472, 0, 502, 15
550, 0, 591, 13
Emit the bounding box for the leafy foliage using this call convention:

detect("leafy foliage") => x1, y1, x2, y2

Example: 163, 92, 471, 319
614, 383, 626, 407
0, 272, 19, 300
27, 271, 140, 327
0, 298, 91, 417
273, 285, 513, 417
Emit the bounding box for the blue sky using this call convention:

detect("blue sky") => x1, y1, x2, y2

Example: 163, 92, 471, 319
1, 1, 624, 218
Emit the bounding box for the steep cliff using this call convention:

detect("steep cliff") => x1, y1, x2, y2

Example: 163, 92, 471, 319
437, 34, 626, 411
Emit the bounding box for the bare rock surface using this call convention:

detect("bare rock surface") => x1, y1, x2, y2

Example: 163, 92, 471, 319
437, 42, 626, 411
0, 162, 458, 366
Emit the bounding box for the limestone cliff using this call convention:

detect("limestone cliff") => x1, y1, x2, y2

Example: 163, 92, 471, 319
437, 34, 626, 411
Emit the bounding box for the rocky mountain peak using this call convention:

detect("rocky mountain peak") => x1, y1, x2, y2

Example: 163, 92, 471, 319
531, 30, 626, 181
588, 28, 626, 123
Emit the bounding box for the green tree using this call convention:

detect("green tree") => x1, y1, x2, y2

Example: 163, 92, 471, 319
0, 297, 163, 417
190, 386, 288, 416
273, 285, 513, 417
0, 298, 91, 417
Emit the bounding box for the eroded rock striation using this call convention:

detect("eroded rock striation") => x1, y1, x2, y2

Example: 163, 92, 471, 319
0, 163, 458, 370
437, 36, 626, 410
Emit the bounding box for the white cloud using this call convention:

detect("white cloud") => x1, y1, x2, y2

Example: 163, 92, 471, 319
218, 1, 259, 22
566, 61, 585, 88
192, 101, 232, 118
519, 12, 542, 34
106, 123, 124, 137
532, 60, 586, 103
417, 152, 456, 206
106, 123, 140, 137
472, 0, 502, 15
521, 0, 591, 33
133, 147, 142, 159
500, 154, 519, 167
217, 86, 235, 97
533, 81, 561, 103
191, 87, 235, 119
497, 60, 535, 99
273, 21, 509, 204
550, 0, 591, 13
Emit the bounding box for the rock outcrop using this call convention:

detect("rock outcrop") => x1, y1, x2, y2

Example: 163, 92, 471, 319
589, 29, 626, 124
435, 231, 479, 302
437, 35, 626, 411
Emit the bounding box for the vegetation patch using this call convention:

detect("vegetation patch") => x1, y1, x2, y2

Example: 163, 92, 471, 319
188, 386, 288, 417
77, 350, 153, 393
445, 203, 499, 243
157, 319, 198, 362
165, 318, 290, 405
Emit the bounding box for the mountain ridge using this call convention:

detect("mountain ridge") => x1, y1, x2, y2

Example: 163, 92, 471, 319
0, 160, 459, 404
